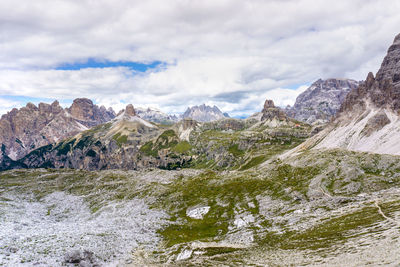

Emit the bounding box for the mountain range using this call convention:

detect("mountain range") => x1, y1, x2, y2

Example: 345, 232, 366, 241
0, 98, 115, 169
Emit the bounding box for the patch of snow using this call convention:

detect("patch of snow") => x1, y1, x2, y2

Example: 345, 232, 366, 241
186, 206, 210, 219
114, 112, 155, 128
231, 214, 255, 229
176, 249, 192, 261
8, 148, 18, 160
75, 121, 89, 131
63, 110, 71, 117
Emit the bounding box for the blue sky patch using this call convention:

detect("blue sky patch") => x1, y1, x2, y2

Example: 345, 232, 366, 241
0, 95, 73, 107
56, 58, 163, 71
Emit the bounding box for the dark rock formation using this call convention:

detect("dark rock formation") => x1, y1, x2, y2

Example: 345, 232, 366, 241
312, 33, 400, 155
361, 110, 391, 137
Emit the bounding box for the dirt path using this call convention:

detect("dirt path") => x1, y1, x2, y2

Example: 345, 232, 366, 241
374, 199, 400, 227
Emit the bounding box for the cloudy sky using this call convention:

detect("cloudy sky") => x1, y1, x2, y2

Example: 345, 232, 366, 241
1, 0, 399, 117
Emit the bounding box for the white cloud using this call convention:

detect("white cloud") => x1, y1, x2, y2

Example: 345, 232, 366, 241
0, 0, 400, 116
0, 98, 22, 116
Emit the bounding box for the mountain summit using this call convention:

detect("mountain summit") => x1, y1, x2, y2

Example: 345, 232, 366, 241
181, 104, 228, 122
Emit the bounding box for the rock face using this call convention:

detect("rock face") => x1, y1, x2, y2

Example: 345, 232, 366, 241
340, 34, 400, 114
0, 98, 115, 166
136, 107, 178, 124
261, 99, 288, 122
287, 78, 359, 124
311, 33, 400, 155
67, 98, 115, 127
181, 104, 229, 122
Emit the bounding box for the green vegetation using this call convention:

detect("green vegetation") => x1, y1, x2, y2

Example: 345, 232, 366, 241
140, 131, 192, 159
2, 147, 400, 263
240, 155, 267, 170
172, 141, 192, 154
112, 133, 128, 146
55, 139, 76, 156
140, 141, 158, 157
228, 144, 244, 157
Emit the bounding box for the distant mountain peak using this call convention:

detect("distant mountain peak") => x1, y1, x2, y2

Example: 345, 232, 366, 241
135, 107, 178, 125
181, 104, 228, 122
287, 78, 359, 124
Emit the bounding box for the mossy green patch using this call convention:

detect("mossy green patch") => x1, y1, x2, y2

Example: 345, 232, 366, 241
240, 155, 267, 170
228, 144, 244, 157
140, 141, 158, 157
112, 133, 128, 147
172, 141, 192, 154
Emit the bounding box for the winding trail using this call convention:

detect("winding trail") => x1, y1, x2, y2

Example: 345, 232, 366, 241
374, 199, 400, 227
319, 185, 332, 198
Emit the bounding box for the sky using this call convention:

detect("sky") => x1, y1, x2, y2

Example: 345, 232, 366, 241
0, 0, 400, 118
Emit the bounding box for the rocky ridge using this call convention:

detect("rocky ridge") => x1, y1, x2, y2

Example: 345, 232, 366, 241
286, 78, 359, 124
0, 98, 115, 167
181, 104, 229, 122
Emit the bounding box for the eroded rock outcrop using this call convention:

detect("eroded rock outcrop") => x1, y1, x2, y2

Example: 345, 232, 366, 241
261, 99, 288, 122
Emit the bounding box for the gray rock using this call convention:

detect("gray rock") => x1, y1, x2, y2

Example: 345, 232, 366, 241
287, 78, 359, 124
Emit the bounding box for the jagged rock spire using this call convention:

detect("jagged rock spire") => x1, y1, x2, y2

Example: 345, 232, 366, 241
261, 99, 287, 121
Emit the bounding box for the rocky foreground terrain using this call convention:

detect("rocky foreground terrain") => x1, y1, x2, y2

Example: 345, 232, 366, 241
1, 149, 400, 266
1, 34, 400, 266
